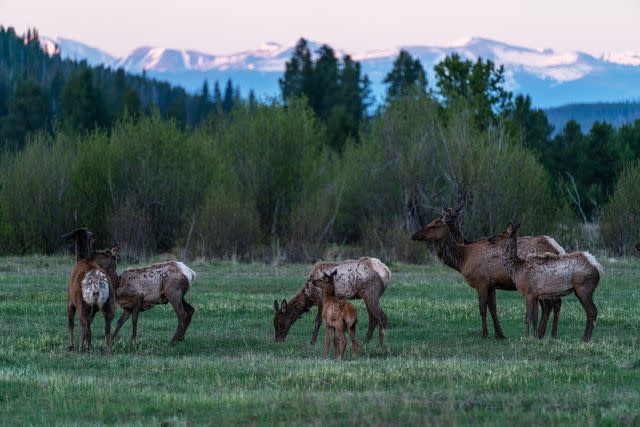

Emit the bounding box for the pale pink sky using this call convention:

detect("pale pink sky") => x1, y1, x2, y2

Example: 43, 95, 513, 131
2, 0, 639, 57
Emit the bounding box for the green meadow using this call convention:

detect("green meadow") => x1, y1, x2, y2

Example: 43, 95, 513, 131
1, 256, 640, 426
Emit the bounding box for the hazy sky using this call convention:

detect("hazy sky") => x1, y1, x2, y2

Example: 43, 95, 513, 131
2, 0, 639, 57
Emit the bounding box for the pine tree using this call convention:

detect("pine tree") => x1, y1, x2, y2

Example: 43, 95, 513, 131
222, 79, 235, 114
0, 80, 51, 150
383, 50, 427, 101
60, 67, 108, 131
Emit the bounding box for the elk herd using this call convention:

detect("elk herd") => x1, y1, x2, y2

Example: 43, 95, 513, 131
63, 201, 630, 359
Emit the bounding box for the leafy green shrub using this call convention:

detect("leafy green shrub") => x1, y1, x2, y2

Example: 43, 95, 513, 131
600, 162, 640, 254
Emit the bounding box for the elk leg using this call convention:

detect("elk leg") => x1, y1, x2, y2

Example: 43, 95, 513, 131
575, 291, 598, 342
168, 296, 189, 345
310, 305, 323, 345
86, 307, 97, 352
335, 324, 347, 361
531, 299, 539, 338
348, 321, 361, 358
487, 287, 506, 339
324, 324, 331, 358
363, 304, 377, 344
362, 294, 387, 346
102, 306, 114, 355
551, 298, 562, 338
67, 303, 76, 351
524, 299, 533, 337
130, 298, 143, 343
112, 310, 131, 340
537, 300, 551, 338
333, 333, 340, 358
182, 297, 195, 334
477, 288, 489, 338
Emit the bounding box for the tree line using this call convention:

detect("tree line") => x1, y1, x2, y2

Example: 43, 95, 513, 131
0, 28, 639, 258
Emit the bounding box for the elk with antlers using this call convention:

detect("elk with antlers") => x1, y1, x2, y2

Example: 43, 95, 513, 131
490, 223, 602, 341
63, 228, 116, 353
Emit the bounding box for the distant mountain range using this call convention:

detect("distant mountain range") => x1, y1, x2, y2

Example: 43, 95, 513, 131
41, 36, 640, 115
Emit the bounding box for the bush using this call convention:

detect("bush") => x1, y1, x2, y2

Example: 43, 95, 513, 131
0, 132, 77, 254
600, 162, 640, 255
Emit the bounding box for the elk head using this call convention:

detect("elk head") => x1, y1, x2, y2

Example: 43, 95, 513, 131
311, 270, 338, 289
273, 299, 291, 342
92, 243, 120, 286
62, 228, 94, 261
411, 217, 450, 242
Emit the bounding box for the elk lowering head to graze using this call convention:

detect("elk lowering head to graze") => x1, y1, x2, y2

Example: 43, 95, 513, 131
63, 228, 115, 353
490, 223, 602, 342
273, 257, 390, 346
92, 252, 197, 345
311, 270, 361, 360
411, 209, 566, 339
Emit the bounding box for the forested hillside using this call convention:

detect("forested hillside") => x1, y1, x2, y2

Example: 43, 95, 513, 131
545, 102, 640, 133
1, 27, 639, 259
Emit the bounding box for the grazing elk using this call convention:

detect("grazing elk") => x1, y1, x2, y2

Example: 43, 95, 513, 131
63, 228, 115, 353
312, 270, 361, 360
491, 223, 602, 341
411, 212, 565, 339
92, 249, 197, 345
442, 202, 564, 338
273, 257, 390, 346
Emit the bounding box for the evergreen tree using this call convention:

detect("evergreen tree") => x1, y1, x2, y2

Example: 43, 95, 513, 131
60, 67, 108, 131
0, 80, 51, 151
383, 50, 427, 101
279, 38, 313, 101
213, 81, 223, 112
222, 79, 235, 114
117, 87, 142, 119
507, 94, 554, 154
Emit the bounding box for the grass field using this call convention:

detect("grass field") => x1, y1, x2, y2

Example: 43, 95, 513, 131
1, 255, 640, 426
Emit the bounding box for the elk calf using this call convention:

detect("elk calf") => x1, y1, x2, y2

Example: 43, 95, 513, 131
312, 270, 361, 360
63, 228, 115, 353
492, 223, 602, 342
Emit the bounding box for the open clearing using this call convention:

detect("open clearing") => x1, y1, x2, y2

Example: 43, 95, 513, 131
1, 256, 640, 425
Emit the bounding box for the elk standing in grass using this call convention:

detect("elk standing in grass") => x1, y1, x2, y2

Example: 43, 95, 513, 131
442, 202, 564, 338
312, 270, 361, 360
63, 228, 115, 353
412, 210, 565, 339
273, 257, 390, 346
92, 249, 196, 345
491, 223, 602, 341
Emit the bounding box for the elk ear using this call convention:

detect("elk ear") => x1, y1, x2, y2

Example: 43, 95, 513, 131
61, 231, 75, 241
273, 299, 280, 312
281, 299, 287, 310
505, 221, 513, 234
511, 223, 521, 235
330, 269, 338, 278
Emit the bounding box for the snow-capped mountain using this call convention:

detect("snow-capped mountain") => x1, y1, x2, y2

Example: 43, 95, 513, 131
41, 36, 640, 108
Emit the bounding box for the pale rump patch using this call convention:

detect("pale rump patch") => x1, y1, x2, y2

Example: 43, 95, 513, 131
362, 257, 391, 284
542, 236, 566, 255
176, 261, 196, 285
583, 252, 603, 276
81, 270, 110, 307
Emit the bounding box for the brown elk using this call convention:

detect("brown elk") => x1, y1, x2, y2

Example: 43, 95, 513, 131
312, 270, 361, 360
273, 257, 390, 346
92, 250, 196, 345
63, 228, 115, 353
411, 211, 565, 339
491, 223, 602, 341
442, 202, 563, 338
